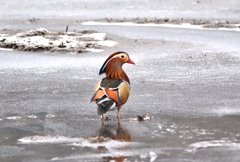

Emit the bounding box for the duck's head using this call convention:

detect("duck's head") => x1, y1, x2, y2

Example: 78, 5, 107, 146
99, 51, 135, 75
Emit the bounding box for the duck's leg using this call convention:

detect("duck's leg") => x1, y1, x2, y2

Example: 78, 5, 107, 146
101, 114, 104, 126
117, 107, 121, 119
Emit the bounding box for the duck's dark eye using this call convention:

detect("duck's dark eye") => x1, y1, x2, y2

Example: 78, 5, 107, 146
121, 55, 124, 58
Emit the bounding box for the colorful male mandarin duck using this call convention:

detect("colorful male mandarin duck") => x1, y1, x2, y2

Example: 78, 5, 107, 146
91, 51, 135, 119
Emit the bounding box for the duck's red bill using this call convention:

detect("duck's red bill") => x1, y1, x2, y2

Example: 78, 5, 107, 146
127, 58, 135, 64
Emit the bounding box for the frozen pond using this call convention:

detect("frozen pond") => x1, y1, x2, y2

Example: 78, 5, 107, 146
1, 0, 240, 161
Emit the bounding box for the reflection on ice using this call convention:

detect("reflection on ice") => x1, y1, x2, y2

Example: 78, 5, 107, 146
17, 120, 145, 161
96, 121, 131, 142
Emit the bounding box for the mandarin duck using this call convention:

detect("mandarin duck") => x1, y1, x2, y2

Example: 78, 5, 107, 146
91, 51, 135, 119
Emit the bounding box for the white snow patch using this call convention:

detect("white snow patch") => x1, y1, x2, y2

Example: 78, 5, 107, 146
149, 151, 158, 162
97, 40, 118, 47
79, 33, 106, 41
27, 115, 37, 119
86, 48, 104, 52
82, 21, 240, 32
18, 135, 84, 144
188, 139, 240, 152
0, 48, 14, 51
46, 114, 55, 118
0, 28, 118, 53
214, 107, 240, 116
6, 116, 22, 120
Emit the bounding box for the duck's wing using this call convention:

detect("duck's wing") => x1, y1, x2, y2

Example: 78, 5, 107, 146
91, 78, 130, 105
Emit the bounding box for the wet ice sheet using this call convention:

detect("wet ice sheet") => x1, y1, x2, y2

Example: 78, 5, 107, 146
18, 135, 138, 149
0, 49, 104, 69
18, 135, 147, 161
1, 111, 240, 161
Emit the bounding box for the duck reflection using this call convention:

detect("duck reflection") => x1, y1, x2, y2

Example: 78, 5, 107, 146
97, 120, 131, 142
96, 120, 132, 162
